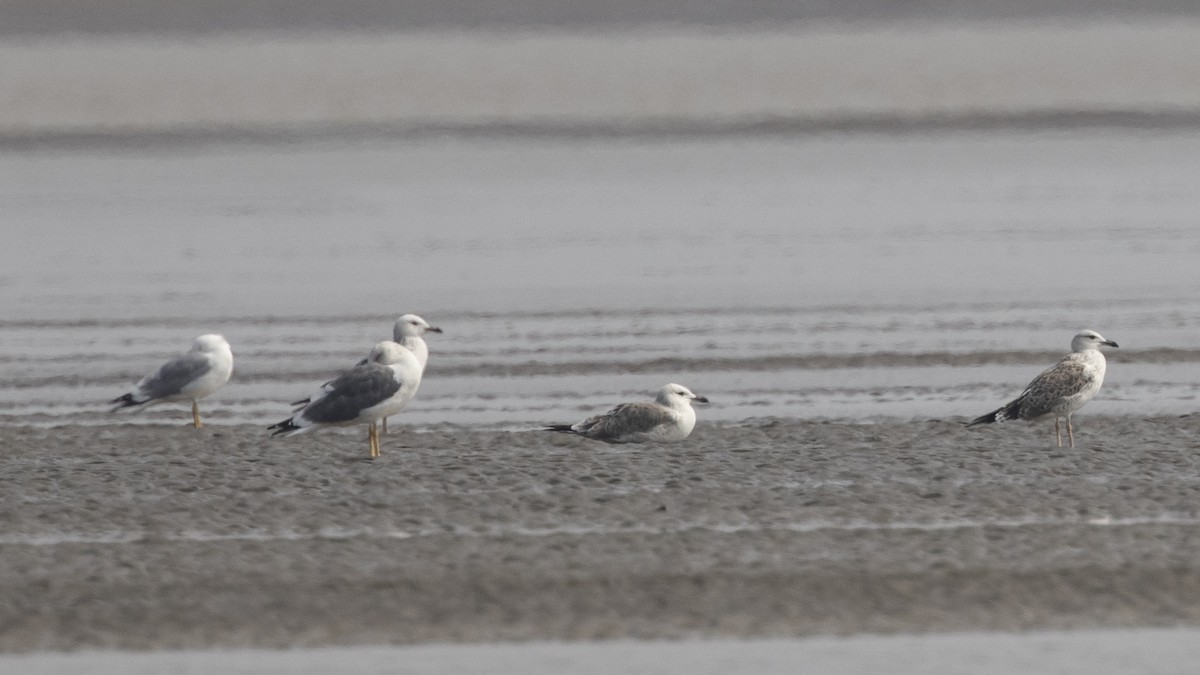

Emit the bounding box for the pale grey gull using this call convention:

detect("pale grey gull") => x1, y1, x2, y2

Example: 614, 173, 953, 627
110, 333, 234, 428
371, 314, 440, 434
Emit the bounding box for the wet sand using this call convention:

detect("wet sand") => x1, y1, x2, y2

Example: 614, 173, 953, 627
7, 0, 1200, 36
3, 416, 1200, 651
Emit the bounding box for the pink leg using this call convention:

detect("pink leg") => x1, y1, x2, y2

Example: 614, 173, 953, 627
1054, 417, 1062, 447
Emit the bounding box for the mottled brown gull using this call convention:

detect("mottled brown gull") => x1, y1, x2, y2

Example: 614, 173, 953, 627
110, 334, 234, 428
966, 330, 1118, 447
546, 383, 709, 444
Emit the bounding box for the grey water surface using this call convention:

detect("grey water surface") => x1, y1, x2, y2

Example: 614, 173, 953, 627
2, 131, 1198, 429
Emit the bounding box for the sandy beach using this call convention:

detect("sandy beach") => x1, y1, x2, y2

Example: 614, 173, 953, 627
3, 417, 1200, 652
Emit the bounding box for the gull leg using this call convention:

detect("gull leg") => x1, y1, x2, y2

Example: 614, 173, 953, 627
1067, 415, 1075, 448
192, 400, 202, 429
368, 423, 378, 458
1054, 417, 1062, 447
382, 416, 389, 435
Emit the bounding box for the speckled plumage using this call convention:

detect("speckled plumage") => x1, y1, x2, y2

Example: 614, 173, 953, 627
546, 383, 708, 444
967, 330, 1118, 447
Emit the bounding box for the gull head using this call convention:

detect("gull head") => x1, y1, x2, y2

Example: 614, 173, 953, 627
658, 383, 709, 407
393, 314, 442, 340
1071, 330, 1118, 352
192, 334, 231, 354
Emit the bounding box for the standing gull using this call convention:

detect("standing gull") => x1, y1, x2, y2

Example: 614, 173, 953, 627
110, 334, 234, 428
546, 383, 709, 444
289, 314, 441, 434
270, 341, 422, 458
371, 314, 441, 434
966, 330, 1118, 448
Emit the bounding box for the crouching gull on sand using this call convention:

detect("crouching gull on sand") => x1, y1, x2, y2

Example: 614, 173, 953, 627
269, 341, 422, 458
546, 383, 709, 444
966, 330, 1118, 448
110, 334, 234, 428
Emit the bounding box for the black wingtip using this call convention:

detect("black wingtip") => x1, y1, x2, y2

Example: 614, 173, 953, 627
964, 411, 997, 428
267, 418, 300, 437
544, 425, 576, 434
965, 398, 1020, 427
109, 393, 139, 411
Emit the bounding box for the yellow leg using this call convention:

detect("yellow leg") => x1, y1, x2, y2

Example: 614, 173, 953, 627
368, 423, 378, 458
192, 400, 202, 429
1067, 415, 1075, 448
1054, 418, 1061, 447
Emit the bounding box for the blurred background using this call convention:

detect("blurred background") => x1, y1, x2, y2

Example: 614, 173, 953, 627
6, 1, 1200, 138
3, 1, 1200, 427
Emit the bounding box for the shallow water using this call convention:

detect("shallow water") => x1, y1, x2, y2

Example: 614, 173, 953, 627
2, 131, 1199, 428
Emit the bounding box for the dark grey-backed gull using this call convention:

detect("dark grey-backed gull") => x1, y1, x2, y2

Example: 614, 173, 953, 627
270, 341, 422, 458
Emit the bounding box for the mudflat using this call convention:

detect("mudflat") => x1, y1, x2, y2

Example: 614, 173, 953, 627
3, 416, 1199, 651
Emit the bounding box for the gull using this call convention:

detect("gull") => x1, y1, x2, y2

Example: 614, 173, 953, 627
290, 314, 441, 434
966, 330, 1118, 447
110, 334, 234, 428
368, 314, 441, 434
383, 314, 441, 373
269, 341, 422, 458
546, 383, 709, 444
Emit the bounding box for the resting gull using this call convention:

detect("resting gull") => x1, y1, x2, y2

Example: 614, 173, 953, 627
270, 341, 422, 458
546, 383, 709, 444
966, 329, 1118, 448
110, 334, 234, 428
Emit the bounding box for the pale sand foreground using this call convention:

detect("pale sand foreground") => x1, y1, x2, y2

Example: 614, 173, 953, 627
6, 629, 1200, 675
